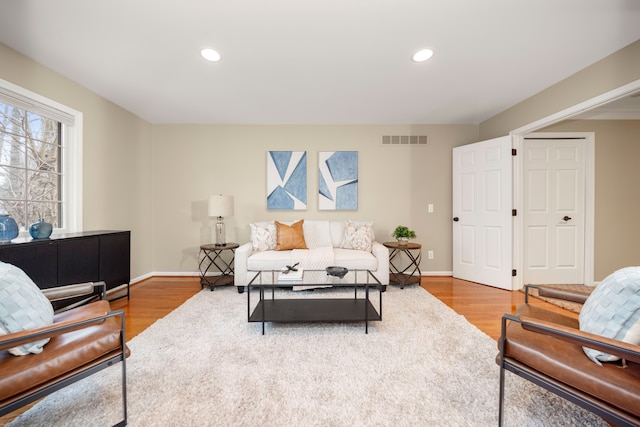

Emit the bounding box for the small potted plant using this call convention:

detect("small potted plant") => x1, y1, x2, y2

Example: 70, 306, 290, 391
392, 225, 416, 245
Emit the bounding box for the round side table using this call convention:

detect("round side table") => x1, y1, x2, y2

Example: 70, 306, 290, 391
199, 243, 239, 291
383, 241, 422, 288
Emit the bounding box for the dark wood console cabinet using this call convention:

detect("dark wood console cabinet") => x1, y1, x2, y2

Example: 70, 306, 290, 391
0, 230, 130, 301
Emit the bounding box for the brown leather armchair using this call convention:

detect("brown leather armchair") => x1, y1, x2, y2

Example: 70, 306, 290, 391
0, 282, 128, 426
497, 284, 640, 427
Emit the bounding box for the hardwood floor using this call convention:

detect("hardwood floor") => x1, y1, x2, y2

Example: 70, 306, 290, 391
421, 276, 578, 340
110, 276, 203, 340
109, 275, 577, 341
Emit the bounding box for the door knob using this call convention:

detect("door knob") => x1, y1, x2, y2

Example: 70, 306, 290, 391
562, 216, 572, 222
453, 217, 459, 222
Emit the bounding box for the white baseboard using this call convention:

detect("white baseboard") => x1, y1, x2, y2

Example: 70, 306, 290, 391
421, 271, 453, 276
130, 272, 154, 284
106, 283, 130, 300
131, 271, 200, 284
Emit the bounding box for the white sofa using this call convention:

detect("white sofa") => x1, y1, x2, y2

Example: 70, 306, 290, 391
234, 220, 389, 291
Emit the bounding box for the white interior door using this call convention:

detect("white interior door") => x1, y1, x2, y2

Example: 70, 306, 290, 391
452, 136, 513, 290
523, 137, 585, 284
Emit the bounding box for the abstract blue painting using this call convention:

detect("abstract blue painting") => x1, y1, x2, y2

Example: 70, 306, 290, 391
267, 151, 307, 210
318, 151, 358, 210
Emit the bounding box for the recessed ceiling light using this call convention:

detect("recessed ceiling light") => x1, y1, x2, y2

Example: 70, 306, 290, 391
201, 48, 221, 62
412, 48, 434, 63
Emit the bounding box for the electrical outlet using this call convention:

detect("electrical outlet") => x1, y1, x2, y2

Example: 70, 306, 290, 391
428, 250, 434, 259
428, 203, 433, 213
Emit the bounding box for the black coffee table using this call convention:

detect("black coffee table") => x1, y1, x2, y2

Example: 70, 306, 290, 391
247, 269, 383, 335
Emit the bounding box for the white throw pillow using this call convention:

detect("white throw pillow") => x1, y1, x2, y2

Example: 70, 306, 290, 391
340, 220, 373, 252
579, 266, 640, 365
349, 220, 375, 242
0, 261, 54, 356
250, 222, 277, 252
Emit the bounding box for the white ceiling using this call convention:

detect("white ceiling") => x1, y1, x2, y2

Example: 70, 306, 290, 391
1, 0, 639, 125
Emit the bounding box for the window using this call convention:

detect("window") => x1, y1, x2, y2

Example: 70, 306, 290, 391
0, 79, 83, 235
0, 104, 62, 228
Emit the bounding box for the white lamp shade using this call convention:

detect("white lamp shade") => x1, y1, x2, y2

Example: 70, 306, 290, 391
208, 195, 234, 217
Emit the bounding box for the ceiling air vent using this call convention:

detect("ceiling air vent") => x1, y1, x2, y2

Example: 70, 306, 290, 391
381, 135, 428, 145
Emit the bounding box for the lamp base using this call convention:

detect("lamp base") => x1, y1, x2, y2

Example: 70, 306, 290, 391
214, 217, 226, 246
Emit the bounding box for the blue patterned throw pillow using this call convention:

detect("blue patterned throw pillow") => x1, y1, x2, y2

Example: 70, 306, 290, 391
579, 266, 640, 365
0, 261, 54, 356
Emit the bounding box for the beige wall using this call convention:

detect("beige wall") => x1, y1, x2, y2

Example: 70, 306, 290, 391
480, 40, 640, 140
540, 120, 640, 279
0, 44, 154, 280
4, 35, 639, 282
1, 42, 478, 279
151, 125, 478, 274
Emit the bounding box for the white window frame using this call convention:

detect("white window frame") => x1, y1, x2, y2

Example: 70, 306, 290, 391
0, 78, 83, 235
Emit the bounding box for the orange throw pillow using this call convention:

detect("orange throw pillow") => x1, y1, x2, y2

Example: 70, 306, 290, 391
275, 220, 307, 250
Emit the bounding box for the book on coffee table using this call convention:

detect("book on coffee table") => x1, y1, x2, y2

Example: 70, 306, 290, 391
278, 268, 303, 281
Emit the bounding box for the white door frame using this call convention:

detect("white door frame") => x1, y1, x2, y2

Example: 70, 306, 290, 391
509, 78, 640, 288
514, 132, 594, 287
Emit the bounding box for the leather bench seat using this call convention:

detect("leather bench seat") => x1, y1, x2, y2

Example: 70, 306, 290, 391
0, 300, 124, 406
536, 287, 590, 304
503, 304, 640, 418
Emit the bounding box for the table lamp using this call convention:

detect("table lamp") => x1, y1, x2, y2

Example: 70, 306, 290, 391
208, 195, 234, 246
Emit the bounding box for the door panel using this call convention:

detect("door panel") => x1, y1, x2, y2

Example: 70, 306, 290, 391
523, 138, 585, 284
485, 226, 502, 268
461, 225, 475, 264
453, 136, 513, 290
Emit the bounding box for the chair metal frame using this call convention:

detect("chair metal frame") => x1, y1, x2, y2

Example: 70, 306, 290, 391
0, 282, 128, 426
498, 285, 640, 427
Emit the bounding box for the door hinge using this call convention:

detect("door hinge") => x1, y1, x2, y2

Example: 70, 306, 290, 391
512, 148, 517, 156
512, 269, 517, 277
512, 209, 517, 216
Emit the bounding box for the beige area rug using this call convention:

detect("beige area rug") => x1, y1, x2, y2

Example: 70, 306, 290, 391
523, 284, 594, 313
8, 286, 606, 427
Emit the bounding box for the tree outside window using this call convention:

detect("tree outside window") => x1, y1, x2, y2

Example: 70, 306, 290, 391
0, 102, 62, 230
